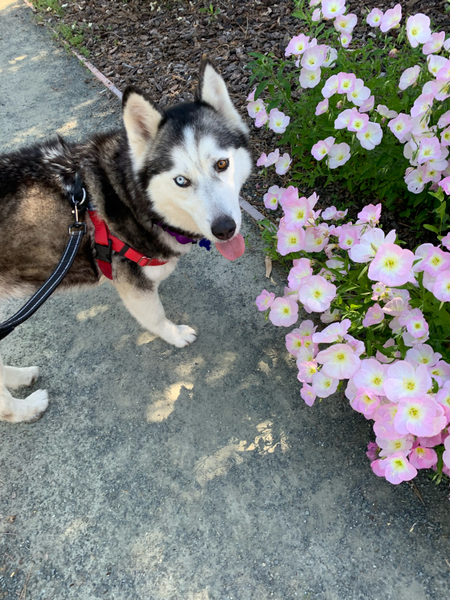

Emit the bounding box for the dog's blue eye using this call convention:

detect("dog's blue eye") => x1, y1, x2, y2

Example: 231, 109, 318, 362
174, 176, 190, 188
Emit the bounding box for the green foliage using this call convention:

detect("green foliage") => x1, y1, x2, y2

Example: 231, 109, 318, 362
199, 3, 221, 20
32, 0, 63, 16
246, 0, 450, 231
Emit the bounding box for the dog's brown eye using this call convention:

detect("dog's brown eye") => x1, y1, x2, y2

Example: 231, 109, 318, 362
216, 159, 229, 172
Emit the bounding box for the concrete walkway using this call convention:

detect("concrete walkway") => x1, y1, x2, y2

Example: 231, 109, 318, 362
1, 2, 450, 599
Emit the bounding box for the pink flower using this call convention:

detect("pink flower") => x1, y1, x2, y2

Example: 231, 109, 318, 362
380, 4, 402, 33
349, 227, 395, 263
301, 45, 327, 71
409, 446, 437, 469
416, 245, 450, 276
388, 113, 412, 141
337, 226, 359, 249
357, 122, 383, 150
256, 153, 268, 167
246, 88, 256, 102
377, 435, 414, 457
398, 308, 429, 339
337, 72, 356, 94
405, 167, 426, 194
410, 93, 434, 118
300, 383, 317, 406
322, 75, 339, 98
334, 108, 353, 130
322, 206, 348, 220
398, 65, 421, 91
304, 226, 329, 252
427, 54, 448, 77
439, 176, 450, 194
351, 389, 381, 417
256, 289, 275, 311
366, 441, 380, 461
276, 218, 305, 256
367, 8, 383, 27
356, 203, 382, 226
363, 304, 384, 327
312, 318, 351, 344
406, 14, 431, 48
269, 297, 299, 327
285, 329, 305, 356
297, 360, 318, 383
383, 361, 432, 403
438, 111, 450, 129
441, 127, 450, 147
334, 13, 357, 35
374, 404, 399, 440
269, 108, 290, 134
368, 243, 415, 287
311, 7, 322, 22
317, 343, 361, 379
379, 452, 417, 484
347, 79, 371, 106
359, 95, 375, 113
321, 0, 346, 20
311, 371, 339, 398
285, 34, 310, 57
299, 67, 322, 89
263, 185, 282, 210
255, 109, 269, 128
327, 143, 351, 169
371, 458, 386, 478
417, 136, 442, 164
394, 396, 437, 436
347, 109, 369, 133
432, 269, 450, 301
283, 196, 311, 229
377, 105, 398, 119
275, 153, 292, 175
288, 259, 313, 290
315, 98, 329, 116
436, 59, 450, 80
298, 275, 337, 313
247, 98, 266, 119
264, 149, 280, 167
353, 359, 388, 396
311, 136, 335, 161
443, 436, 450, 470
423, 31, 445, 55
406, 344, 441, 368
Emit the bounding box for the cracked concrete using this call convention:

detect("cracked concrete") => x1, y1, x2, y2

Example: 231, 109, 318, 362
1, 2, 450, 599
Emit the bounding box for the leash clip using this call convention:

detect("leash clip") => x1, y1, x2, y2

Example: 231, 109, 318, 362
70, 187, 87, 235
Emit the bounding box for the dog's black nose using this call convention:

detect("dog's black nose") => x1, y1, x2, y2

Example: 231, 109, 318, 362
211, 217, 236, 241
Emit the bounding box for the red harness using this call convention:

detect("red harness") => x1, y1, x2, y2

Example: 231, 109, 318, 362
87, 209, 168, 280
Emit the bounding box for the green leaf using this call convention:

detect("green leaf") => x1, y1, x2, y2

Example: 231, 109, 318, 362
254, 80, 270, 100
423, 224, 439, 234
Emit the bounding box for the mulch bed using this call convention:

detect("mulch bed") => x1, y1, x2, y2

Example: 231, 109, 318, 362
32, 0, 450, 243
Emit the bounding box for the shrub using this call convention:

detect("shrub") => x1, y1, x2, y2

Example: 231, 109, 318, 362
256, 191, 450, 486
246, 0, 450, 229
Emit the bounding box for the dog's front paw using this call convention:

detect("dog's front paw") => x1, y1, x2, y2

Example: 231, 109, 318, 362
172, 325, 198, 348
4, 366, 40, 389
23, 389, 49, 423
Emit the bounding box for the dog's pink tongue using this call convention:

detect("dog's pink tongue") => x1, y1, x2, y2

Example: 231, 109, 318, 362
215, 234, 245, 261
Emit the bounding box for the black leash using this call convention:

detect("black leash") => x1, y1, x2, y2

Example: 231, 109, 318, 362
0, 177, 88, 341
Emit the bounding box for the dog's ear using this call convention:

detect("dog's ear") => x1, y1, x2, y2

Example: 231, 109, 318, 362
196, 59, 248, 133
122, 86, 163, 170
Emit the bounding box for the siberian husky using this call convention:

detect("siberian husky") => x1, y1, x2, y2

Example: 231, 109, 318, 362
0, 59, 252, 423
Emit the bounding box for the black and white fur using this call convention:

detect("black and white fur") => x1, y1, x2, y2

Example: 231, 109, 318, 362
0, 60, 252, 423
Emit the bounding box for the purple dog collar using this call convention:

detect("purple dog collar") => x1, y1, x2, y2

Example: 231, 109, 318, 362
157, 223, 211, 250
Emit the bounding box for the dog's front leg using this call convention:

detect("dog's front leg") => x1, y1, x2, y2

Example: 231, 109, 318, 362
115, 280, 197, 348
0, 352, 48, 423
